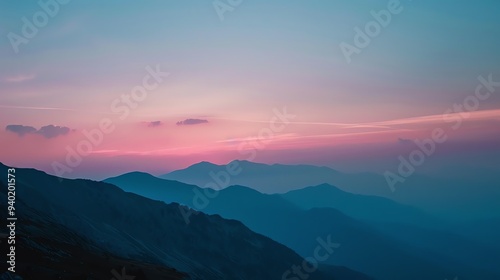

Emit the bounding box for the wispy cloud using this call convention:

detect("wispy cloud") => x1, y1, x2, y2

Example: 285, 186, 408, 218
90, 145, 199, 156
0, 105, 119, 115
210, 117, 390, 128
217, 133, 299, 144
212, 109, 500, 130
366, 109, 500, 127
2, 74, 36, 83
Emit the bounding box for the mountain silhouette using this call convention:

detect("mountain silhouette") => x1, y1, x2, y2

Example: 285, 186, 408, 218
0, 163, 370, 280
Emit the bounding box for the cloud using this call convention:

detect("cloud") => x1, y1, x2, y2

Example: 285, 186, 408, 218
147, 121, 162, 127
0, 105, 118, 115
36, 125, 71, 138
5, 125, 37, 136
398, 137, 414, 145
176, 118, 209, 126
5, 124, 72, 138
2, 74, 36, 83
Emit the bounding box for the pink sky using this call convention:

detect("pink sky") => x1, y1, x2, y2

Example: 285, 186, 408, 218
1, 98, 499, 179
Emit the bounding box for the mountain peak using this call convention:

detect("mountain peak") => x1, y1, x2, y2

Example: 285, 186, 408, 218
190, 161, 219, 168
223, 184, 263, 194
119, 171, 156, 178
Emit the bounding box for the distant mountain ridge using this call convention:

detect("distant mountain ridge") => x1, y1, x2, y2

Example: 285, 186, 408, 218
160, 160, 500, 221
106, 171, 500, 280
161, 160, 372, 195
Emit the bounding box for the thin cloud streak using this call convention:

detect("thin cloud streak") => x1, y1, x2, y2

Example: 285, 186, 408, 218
0, 105, 120, 115
2, 74, 36, 83
367, 109, 500, 127
212, 109, 500, 130
90, 145, 203, 156
209, 117, 392, 129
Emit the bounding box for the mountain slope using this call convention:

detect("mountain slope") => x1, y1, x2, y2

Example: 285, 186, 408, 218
0, 163, 366, 280
0, 187, 187, 279
281, 183, 440, 228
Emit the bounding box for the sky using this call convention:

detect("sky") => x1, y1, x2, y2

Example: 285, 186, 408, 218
0, 0, 499, 179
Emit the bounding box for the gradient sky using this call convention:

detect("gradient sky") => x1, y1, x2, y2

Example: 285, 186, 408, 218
1, 0, 499, 179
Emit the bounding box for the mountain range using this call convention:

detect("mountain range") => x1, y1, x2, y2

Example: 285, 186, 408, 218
1, 160, 498, 279
160, 160, 500, 221
106, 171, 500, 280
0, 162, 369, 280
